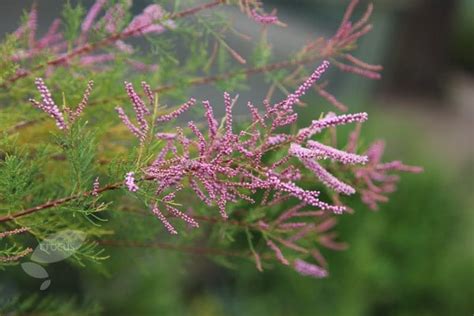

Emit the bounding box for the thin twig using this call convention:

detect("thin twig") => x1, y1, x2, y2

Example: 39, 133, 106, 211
0, 182, 122, 223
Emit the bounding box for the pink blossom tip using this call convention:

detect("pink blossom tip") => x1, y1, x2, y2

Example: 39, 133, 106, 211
293, 259, 328, 278
124, 172, 139, 192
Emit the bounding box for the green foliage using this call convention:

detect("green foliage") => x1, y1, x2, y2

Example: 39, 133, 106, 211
0, 143, 45, 209
0, 35, 19, 86
0, 290, 102, 316
58, 123, 97, 192
62, 1, 85, 48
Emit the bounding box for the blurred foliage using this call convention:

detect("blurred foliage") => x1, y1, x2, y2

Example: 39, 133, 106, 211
452, 0, 474, 71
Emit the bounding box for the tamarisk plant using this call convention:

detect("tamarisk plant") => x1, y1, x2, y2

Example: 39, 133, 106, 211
0, 0, 421, 293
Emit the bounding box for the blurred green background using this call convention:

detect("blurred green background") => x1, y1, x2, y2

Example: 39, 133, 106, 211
1, 0, 473, 315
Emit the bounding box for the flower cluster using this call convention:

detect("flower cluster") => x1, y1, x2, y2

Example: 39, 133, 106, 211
113, 61, 343, 221
15, 0, 422, 280
354, 140, 423, 210
124, 172, 139, 192
124, 4, 174, 36
30, 78, 67, 130
113, 59, 419, 276
29, 78, 94, 129
115, 81, 153, 143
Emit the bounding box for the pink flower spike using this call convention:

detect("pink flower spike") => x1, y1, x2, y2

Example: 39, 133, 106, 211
315, 218, 338, 233
27, 5, 37, 48
124, 81, 150, 131
155, 132, 176, 140
217, 198, 229, 219
101, 3, 127, 34
156, 98, 196, 123
247, 101, 266, 127
315, 86, 349, 112
298, 112, 368, 141
80, 54, 115, 66
165, 205, 199, 228
334, 62, 381, 80
275, 203, 306, 224
281, 60, 330, 109
376, 161, 423, 173
278, 222, 308, 230
267, 240, 289, 265
224, 92, 233, 137
70, 80, 94, 122
128, 60, 158, 72
306, 140, 368, 164
250, 9, 280, 25
189, 178, 212, 206
31, 78, 67, 130
124, 172, 139, 192
202, 100, 218, 140
115, 106, 145, 142
92, 177, 100, 196
188, 121, 206, 157
152, 203, 177, 235
293, 259, 328, 278
301, 158, 356, 195
82, 0, 107, 33
141, 81, 155, 107
289, 143, 318, 159
124, 4, 172, 36
116, 40, 134, 54
266, 134, 287, 147
366, 140, 385, 163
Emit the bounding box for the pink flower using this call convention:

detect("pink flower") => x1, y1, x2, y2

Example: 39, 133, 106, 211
155, 98, 196, 123
152, 203, 177, 235
293, 259, 328, 278
267, 240, 289, 265
297, 112, 368, 141
30, 78, 67, 130
300, 158, 356, 196
250, 9, 280, 25
354, 140, 423, 210
115, 106, 145, 141
306, 140, 368, 164
82, 0, 107, 33
124, 4, 174, 36
124, 172, 139, 192
92, 177, 100, 196
280, 60, 330, 109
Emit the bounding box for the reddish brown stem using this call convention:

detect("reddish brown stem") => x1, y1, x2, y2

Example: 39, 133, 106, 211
0, 182, 122, 223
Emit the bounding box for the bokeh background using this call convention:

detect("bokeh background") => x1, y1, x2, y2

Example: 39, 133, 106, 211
1, 0, 473, 315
